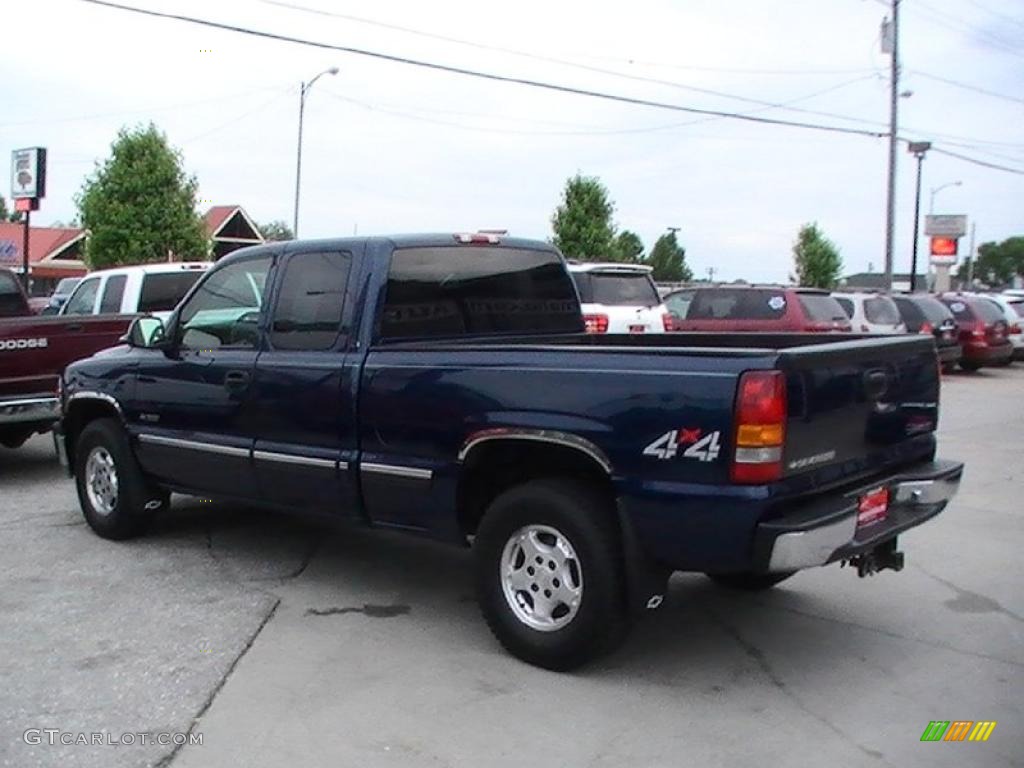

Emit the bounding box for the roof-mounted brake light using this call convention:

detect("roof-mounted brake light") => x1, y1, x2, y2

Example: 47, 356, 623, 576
454, 233, 501, 245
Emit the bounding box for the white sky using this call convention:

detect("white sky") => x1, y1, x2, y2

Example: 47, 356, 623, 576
2, 0, 1022, 282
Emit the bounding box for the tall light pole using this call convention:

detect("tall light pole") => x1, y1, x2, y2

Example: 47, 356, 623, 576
907, 141, 930, 292
881, 0, 901, 291
929, 180, 962, 214
293, 67, 338, 237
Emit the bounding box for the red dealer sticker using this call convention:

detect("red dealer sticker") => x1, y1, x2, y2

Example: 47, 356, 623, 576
858, 486, 890, 527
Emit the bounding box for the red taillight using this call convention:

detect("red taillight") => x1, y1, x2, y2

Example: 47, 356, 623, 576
1011, 324, 1021, 335
920, 322, 933, 335
731, 370, 787, 484
662, 313, 673, 332
583, 313, 609, 333
972, 321, 986, 339
453, 232, 500, 244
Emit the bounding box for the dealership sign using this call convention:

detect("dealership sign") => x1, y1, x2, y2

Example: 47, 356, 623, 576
924, 215, 967, 238
0, 240, 18, 264
10, 147, 47, 200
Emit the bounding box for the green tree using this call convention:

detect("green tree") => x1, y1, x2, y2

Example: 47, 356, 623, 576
551, 174, 616, 261
76, 123, 208, 268
612, 230, 644, 263
969, 236, 1024, 286
257, 220, 295, 242
0, 195, 23, 222
646, 230, 693, 282
792, 222, 843, 289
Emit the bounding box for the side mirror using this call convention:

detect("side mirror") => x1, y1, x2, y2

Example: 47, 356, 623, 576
122, 315, 167, 348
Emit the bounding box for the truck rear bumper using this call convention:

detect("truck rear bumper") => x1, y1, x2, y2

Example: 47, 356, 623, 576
753, 459, 963, 572
0, 396, 60, 427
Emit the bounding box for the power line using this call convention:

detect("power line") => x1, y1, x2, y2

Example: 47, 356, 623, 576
180, 88, 294, 144
257, 0, 886, 128
908, 0, 1024, 58
908, 69, 1024, 106
965, 0, 1024, 29
76, 0, 888, 140
260, 0, 877, 77
928, 146, 1024, 175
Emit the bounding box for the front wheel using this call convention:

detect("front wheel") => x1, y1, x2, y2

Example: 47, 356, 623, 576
706, 571, 797, 591
474, 479, 629, 670
959, 360, 982, 372
74, 418, 167, 540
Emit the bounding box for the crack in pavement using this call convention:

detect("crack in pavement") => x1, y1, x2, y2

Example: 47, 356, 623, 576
704, 605, 894, 767
745, 597, 1024, 668
306, 603, 411, 618
154, 598, 281, 768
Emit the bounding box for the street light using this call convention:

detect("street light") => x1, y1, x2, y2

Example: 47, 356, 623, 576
929, 180, 962, 215
293, 66, 339, 237
907, 141, 931, 292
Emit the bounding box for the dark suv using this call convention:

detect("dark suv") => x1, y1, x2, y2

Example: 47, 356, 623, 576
892, 294, 961, 372
938, 294, 1012, 371
667, 286, 851, 333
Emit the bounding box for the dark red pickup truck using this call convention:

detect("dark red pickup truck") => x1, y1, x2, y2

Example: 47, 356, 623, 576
0, 268, 132, 448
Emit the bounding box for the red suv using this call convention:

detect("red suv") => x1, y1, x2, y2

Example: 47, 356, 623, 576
938, 293, 1013, 371
666, 286, 852, 333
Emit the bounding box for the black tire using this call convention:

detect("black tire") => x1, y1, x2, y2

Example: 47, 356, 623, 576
940, 362, 957, 375
0, 427, 34, 449
706, 571, 797, 591
74, 418, 167, 540
959, 360, 982, 372
474, 478, 629, 671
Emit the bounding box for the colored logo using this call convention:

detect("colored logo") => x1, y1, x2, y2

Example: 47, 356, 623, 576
920, 721, 997, 742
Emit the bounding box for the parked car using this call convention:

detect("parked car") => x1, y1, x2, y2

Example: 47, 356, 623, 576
56, 234, 961, 670
663, 288, 695, 329
938, 293, 1013, 371
670, 285, 851, 333
568, 263, 669, 334
1, 263, 209, 449
976, 293, 1024, 361
61, 262, 209, 322
832, 292, 907, 334
891, 294, 961, 371
39, 277, 82, 315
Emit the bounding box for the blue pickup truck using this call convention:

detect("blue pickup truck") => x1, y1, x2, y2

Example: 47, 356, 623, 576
55, 233, 963, 669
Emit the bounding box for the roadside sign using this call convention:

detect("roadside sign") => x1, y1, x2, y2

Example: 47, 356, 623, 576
930, 237, 958, 265
924, 215, 967, 238
10, 147, 47, 200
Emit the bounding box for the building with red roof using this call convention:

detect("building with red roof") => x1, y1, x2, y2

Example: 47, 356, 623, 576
0, 205, 264, 295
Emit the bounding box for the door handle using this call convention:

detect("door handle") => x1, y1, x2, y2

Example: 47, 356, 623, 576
65, 324, 83, 332
223, 370, 250, 392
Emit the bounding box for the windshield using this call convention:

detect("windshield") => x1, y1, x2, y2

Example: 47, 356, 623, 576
798, 293, 849, 322
573, 271, 660, 307
0, 270, 24, 317
54, 277, 81, 295
687, 288, 788, 320
912, 295, 955, 324
864, 296, 902, 325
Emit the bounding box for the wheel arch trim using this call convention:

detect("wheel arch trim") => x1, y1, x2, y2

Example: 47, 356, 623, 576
457, 428, 613, 475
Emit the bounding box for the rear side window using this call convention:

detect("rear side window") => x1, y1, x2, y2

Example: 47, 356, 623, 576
1010, 301, 1024, 319
910, 296, 954, 324
380, 247, 582, 339
99, 275, 127, 314
864, 296, 901, 324
687, 289, 787, 320
139, 271, 205, 314
834, 297, 854, 318
664, 290, 694, 319
892, 296, 925, 328
64, 277, 101, 315
798, 293, 849, 322
270, 252, 351, 351
0, 270, 24, 317
974, 298, 1005, 324
574, 271, 660, 306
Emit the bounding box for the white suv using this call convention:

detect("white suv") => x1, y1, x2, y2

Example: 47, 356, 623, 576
832, 292, 907, 334
568, 263, 669, 334
61, 262, 211, 322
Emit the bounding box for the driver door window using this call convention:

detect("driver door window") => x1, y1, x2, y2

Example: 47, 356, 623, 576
177, 256, 272, 350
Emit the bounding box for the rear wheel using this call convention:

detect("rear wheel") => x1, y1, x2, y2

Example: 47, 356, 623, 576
959, 360, 982, 372
706, 571, 796, 591
74, 418, 167, 540
474, 478, 629, 670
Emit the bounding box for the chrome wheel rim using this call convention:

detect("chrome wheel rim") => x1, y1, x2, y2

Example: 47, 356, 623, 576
500, 524, 583, 632
85, 447, 118, 516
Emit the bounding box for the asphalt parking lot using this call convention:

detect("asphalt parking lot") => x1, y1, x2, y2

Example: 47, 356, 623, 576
1, 367, 1021, 768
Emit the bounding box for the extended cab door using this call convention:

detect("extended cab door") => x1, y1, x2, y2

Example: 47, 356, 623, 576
132, 253, 273, 498
248, 248, 359, 515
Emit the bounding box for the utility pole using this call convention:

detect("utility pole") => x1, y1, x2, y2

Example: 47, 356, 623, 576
706, 266, 717, 283
882, 0, 901, 291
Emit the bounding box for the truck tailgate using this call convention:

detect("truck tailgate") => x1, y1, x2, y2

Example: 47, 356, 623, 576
778, 335, 939, 480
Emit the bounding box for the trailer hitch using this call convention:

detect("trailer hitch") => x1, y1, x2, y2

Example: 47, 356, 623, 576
842, 539, 905, 577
